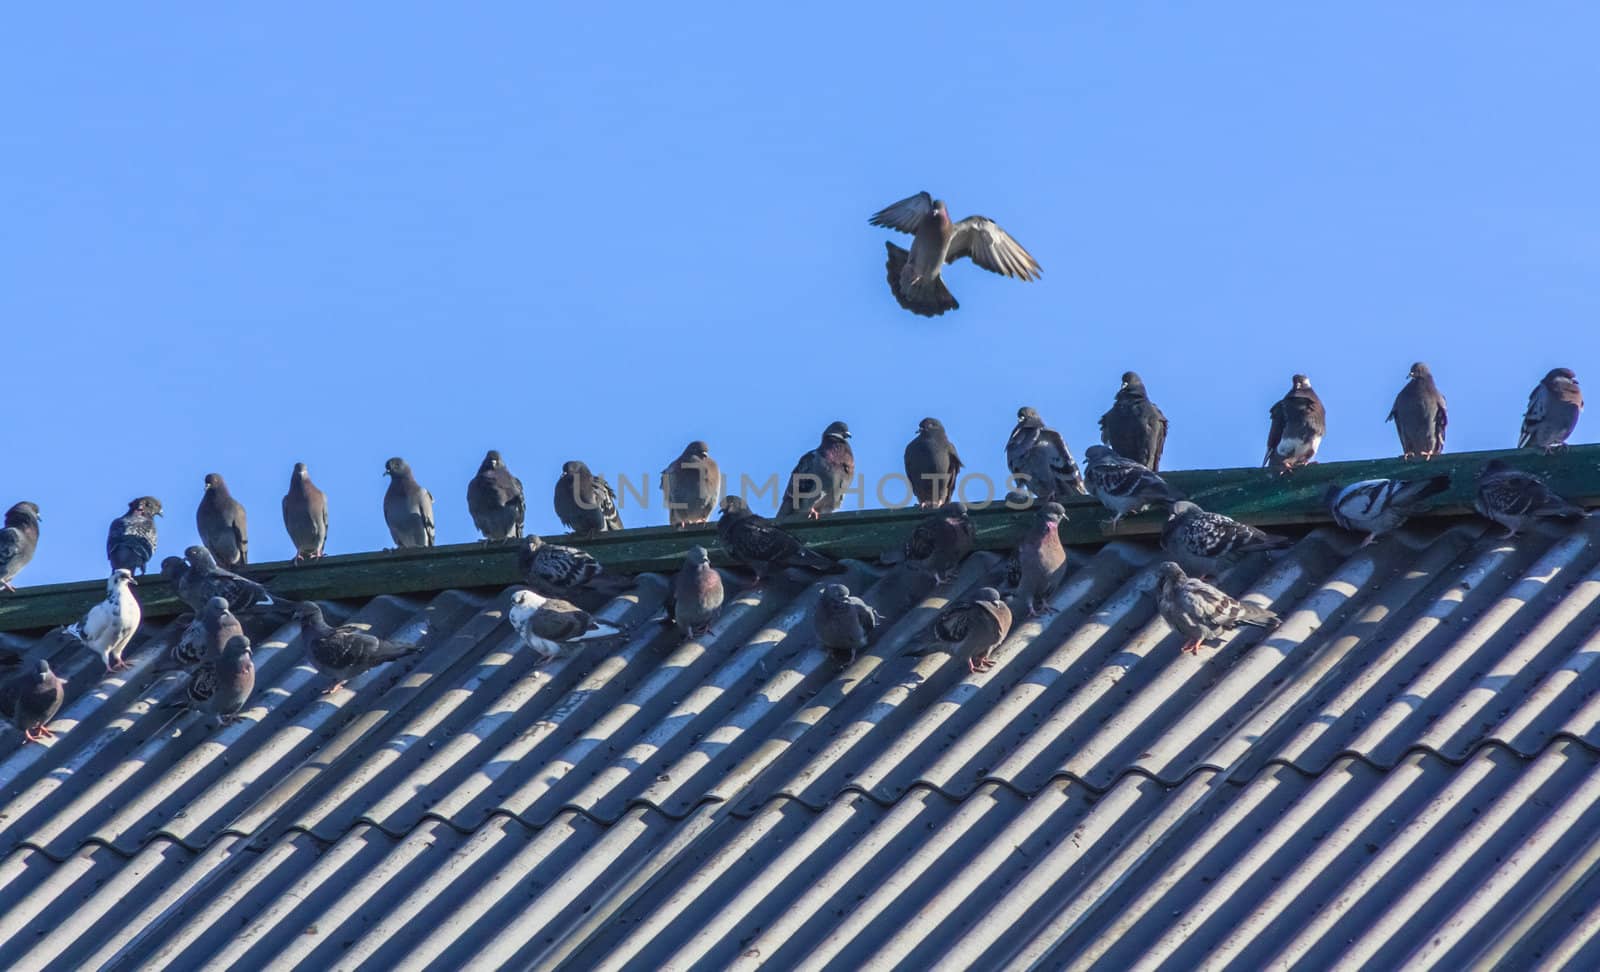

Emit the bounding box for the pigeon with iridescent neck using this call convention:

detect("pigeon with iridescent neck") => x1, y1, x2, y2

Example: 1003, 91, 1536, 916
907, 587, 1014, 673
197, 472, 249, 566
1519, 368, 1583, 453
282, 462, 329, 562
1015, 502, 1068, 616
813, 583, 881, 665
781, 421, 855, 519
383, 457, 435, 548
0, 660, 66, 743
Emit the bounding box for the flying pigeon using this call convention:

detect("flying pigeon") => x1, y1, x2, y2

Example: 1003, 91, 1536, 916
170, 635, 255, 725
1083, 445, 1185, 527
667, 545, 724, 639
1475, 459, 1586, 537
908, 586, 1014, 673
281, 462, 329, 562
106, 497, 160, 576
1264, 374, 1326, 473
65, 568, 141, 672
1099, 372, 1169, 470
293, 601, 422, 693
1015, 501, 1069, 616
1326, 475, 1450, 546
904, 417, 963, 507
0, 501, 41, 592
1147, 562, 1279, 655
197, 472, 250, 567
903, 501, 977, 582
869, 191, 1041, 317
555, 460, 624, 537
1387, 362, 1448, 460
507, 588, 622, 664
166, 545, 281, 613
661, 441, 721, 527
1519, 368, 1584, 453
781, 421, 856, 520
383, 457, 436, 548
717, 495, 841, 585
467, 450, 525, 542
813, 583, 881, 665
1006, 407, 1086, 502
0, 660, 65, 742
1161, 500, 1292, 578
159, 596, 244, 672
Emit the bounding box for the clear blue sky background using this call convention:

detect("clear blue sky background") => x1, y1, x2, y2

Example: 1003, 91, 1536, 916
5, 6, 1598, 585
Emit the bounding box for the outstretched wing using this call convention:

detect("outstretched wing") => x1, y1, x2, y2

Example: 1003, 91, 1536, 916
946, 216, 1042, 280
869, 192, 934, 234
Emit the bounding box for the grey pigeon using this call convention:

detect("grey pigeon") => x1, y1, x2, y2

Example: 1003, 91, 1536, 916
870, 191, 1041, 317
903, 501, 976, 582
171, 634, 255, 725
1099, 372, 1169, 470
1148, 562, 1279, 655
1015, 501, 1069, 616
717, 495, 841, 586
467, 450, 525, 542
1162, 501, 1292, 578
106, 497, 160, 575
1519, 368, 1584, 453
0, 660, 66, 743
65, 568, 141, 672
555, 460, 624, 537
1388, 362, 1448, 460
909, 586, 1014, 673
904, 417, 963, 507
517, 534, 631, 598
1264, 374, 1326, 473
813, 583, 881, 665
1083, 445, 1185, 527
1326, 475, 1450, 546
781, 421, 856, 520
166, 545, 281, 613
661, 441, 721, 527
667, 545, 724, 639
281, 462, 329, 562
1006, 407, 1086, 502
382, 457, 435, 548
0, 501, 41, 592
197, 472, 250, 566
160, 596, 244, 672
293, 601, 422, 692
507, 589, 622, 664
1475, 459, 1586, 537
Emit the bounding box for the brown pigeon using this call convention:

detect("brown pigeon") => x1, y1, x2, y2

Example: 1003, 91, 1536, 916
197, 473, 249, 566
282, 462, 329, 562
781, 421, 855, 520
1264, 375, 1326, 473
870, 191, 1041, 317
1475, 459, 1586, 537
1519, 368, 1583, 453
661, 440, 721, 527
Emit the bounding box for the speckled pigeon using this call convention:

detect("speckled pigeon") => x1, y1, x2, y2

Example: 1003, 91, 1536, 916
781, 421, 855, 520
662, 441, 721, 527
1387, 362, 1447, 460
1264, 375, 1326, 473
65, 568, 141, 672
813, 583, 881, 665
717, 495, 841, 585
106, 496, 160, 576
196, 472, 249, 566
171, 635, 255, 725
1326, 476, 1450, 546
1161, 501, 1291, 578
1083, 445, 1185, 527
293, 601, 421, 693
167, 545, 281, 613
518, 534, 628, 599
1475, 459, 1586, 537
1148, 562, 1279, 655
555, 460, 624, 537
903, 501, 976, 582
1519, 368, 1583, 453
467, 450, 525, 542
383, 457, 435, 548
869, 191, 1041, 317
0, 501, 41, 592
281, 462, 329, 562
1006, 407, 1086, 502
908, 587, 1014, 673
0, 660, 65, 742
507, 589, 622, 664
667, 545, 725, 639
904, 417, 963, 507
159, 596, 245, 672
1099, 372, 1169, 470
1015, 501, 1068, 616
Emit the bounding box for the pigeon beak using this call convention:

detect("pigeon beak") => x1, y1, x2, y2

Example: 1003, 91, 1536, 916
128, 577, 138, 586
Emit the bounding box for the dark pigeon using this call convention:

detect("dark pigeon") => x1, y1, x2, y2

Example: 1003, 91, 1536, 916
0, 660, 66, 743
870, 191, 1041, 317
507, 589, 621, 664
1475, 459, 1586, 537
717, 495, 841, 585
661, 441, 721, 528
1161, 501, 1292, 578
293, 601, 422, 693
167, 545, 281, 614
0, 501, 41, 592
467, 450, 525, 542
667, 545, 724, 639
1388, 362, 1448, 460
1326, 476, 1450, 546
1148, 562, 1279, 655
1006, 407, 1085, 502
1015, 501, 1069, 616
555, 460, 624, 537
908, 587, 1014, 673
1099, 372, 1169, 470
1519, 368, 1583, 453
106, 497, 160, 576
813, 583, 881, 665
903, 501, 976, 582
171, 635, 255, 725
197, 472, 250, 567
1083, 445, 1185, 527
383, 457, 435, 548
904, 417, 963, 508
159, 596, 245, 672
781, 421, 856, 520
1264, 374, 1326, 473
281, 462, 329, 563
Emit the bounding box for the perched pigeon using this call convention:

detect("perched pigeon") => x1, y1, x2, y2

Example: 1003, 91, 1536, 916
0, 501, 41, 592
1475, 459, 1586, 537
1083, 445, 1185, 527
1388, 362, 1448, 460
813, 583, 881, 665
159, 596, 244, 672
197, 472, 250, 566
507, 589, 621, 664
909, 587, 1014, 673
171, 635, 255, 725
1006, 407, 1085, 502
781, 421, 856, 520
1162, 501, 1292, 578
516, 534, 631, 598
65, 568, 141, 672
1326, 476, 1450, 546
106, 497, 160, 576
1148, 562, 1279, 655
869, 191, 1041, 317
661, 441, 721, 527
281, 462, 329, 562
467, 450, 525, 542
166, 545, 281, 613
0, 660, 66, 742
1264, 375, 1326, 473
717, 495, 841, 585
667, 545, 724, 639
1015, 502, 1069, 616
1099, 372, 1169, 470
555, 460, 624, 537
903, 501, 976, 582
1519, 368, 1584, 453
904, 418, 963, 508
293, 601, 422, 693
382, 457, 435, 548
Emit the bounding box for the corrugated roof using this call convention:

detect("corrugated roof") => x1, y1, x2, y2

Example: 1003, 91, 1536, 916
3, 483, 1600, 968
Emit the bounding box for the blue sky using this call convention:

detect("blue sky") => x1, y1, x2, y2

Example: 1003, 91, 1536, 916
5, 6, 1598, 584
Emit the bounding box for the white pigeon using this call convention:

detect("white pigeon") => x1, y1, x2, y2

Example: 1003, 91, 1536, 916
66, 568, 142, 672
1325, 476, 1450, 546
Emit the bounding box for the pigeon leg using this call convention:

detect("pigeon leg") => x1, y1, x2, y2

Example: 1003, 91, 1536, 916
1359, 534, 1377, 549
35, 724, 56, 739
321, 680, 346, 695
22, 728, 42, 743
1180, 639, 1203, 654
